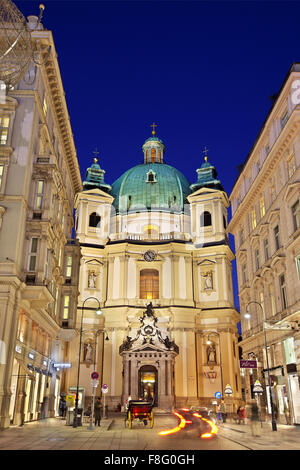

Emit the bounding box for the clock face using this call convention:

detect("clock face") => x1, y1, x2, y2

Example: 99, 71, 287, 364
144, 250, 156, 262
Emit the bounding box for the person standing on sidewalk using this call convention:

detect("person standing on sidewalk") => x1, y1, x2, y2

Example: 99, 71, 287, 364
220, 400, 227, 423
94, 397, 102, 427
249, 400, 261, 437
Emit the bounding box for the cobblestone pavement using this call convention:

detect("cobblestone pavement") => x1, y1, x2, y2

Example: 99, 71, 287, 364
0, 413, 299, 451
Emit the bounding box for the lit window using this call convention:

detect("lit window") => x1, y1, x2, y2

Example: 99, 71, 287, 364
0, 164, 3, 189
35, 180, 44, 210
140, 269, 159, 299
287, 154, 296, 179
292, 200, 300, 232
28, 238, 38, 271
0, 116, 9, 145
66, 256, 72, 278
151, 148, 156, 163
251, 208, 257, 230
260, 196, 265, 218
63, 295, 70, 319
43, 97, 47, 116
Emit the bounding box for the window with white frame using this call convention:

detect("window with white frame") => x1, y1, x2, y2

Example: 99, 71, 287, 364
292, 200, 300, 232
28, 238, 38, 272
34, 180, 45, 210
65, 256, 72, 278
63, 295, 70, 320
0, 116, 9, 145
45, 248, 51, 279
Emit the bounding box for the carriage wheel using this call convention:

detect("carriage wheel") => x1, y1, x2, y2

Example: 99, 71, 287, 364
150, 411, 154, 428
128, 411, 132, 429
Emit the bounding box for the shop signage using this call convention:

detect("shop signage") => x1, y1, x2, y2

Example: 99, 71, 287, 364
224, 384, 233, 395
253, 380, 264, 394
240, 360, 257, 369
66, 395, 75, 407
53, 363, 72, 369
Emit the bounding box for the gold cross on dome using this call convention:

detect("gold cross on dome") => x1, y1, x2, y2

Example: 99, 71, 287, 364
151, 122, 157, 136
93, 147, 99, 163
203, 146, 209, 161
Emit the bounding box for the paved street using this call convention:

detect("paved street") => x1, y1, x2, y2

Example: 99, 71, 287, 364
0, 412, 299, 451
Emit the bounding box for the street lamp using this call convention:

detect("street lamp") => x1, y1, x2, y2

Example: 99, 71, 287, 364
73, 296, 102, 428
245, 301, 277, 431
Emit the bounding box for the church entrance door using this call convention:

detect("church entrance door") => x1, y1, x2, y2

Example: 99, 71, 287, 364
138, 365, 158, 406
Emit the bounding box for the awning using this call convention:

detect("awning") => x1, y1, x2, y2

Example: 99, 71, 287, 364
16, 359, 36, 381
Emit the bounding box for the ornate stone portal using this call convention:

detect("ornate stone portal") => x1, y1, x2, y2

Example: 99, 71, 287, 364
119, 303, 179, 411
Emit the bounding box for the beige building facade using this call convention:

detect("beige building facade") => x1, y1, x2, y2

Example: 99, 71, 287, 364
65, 134, 241, 412
228, 64, 300, 425
0, 16, 82, 428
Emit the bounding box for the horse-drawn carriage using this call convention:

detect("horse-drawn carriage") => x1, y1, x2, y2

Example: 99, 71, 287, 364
125, 400, 154, 429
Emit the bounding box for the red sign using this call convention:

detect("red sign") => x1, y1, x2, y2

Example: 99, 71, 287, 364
91, 371, 99, 380
240, 360, 257, 369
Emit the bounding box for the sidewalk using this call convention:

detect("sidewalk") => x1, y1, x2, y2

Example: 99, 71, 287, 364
218, 419, 300, 450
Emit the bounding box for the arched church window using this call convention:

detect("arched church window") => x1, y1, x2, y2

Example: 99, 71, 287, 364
140, 269, 159, 299
146, 171, 156, 183
89, 212, 101, 228
151, 148, 156, 162
200, 211, 212, 227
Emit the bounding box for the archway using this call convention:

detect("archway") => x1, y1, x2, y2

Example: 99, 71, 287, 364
138, 365, 158, 406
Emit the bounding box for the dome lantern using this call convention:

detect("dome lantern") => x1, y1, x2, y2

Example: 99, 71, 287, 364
142, 123, 165, 164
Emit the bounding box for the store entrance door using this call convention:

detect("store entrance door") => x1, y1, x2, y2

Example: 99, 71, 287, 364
138, 365, 158, 406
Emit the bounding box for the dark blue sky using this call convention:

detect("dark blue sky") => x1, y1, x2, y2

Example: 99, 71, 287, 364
18, 0, 300, 315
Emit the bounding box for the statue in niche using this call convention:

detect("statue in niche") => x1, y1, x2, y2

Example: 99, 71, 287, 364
83, 341, 94, 362
206, 342, 217, 364
203, 271, 213, 290
88, 271, 97, 289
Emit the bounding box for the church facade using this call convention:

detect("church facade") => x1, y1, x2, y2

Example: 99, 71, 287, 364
64, 131, 241, 411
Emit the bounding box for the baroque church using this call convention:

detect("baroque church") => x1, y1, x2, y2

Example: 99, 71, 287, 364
65, 128, 241, 411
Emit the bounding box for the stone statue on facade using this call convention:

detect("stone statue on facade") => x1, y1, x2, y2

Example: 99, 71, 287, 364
88, 271, 97, 289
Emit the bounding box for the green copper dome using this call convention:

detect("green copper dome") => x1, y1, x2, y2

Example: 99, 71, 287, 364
111, 162, 191, 214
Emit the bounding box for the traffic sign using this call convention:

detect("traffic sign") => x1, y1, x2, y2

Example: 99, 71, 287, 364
91, 371, 99, 380
215, 392, 222, 399
91, 379, 99, 388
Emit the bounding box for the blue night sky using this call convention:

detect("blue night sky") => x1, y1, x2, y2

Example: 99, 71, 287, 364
18, 0, 300, 318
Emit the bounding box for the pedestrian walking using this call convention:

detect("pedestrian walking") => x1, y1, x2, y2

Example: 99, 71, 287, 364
237, 404, 246, 424
249, 400, 261, 437
94, 397, 102, 426
284, 404, 290, 425
59, 396, 66, 419
216, 404, 222, 423
220, 400, 227, 423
